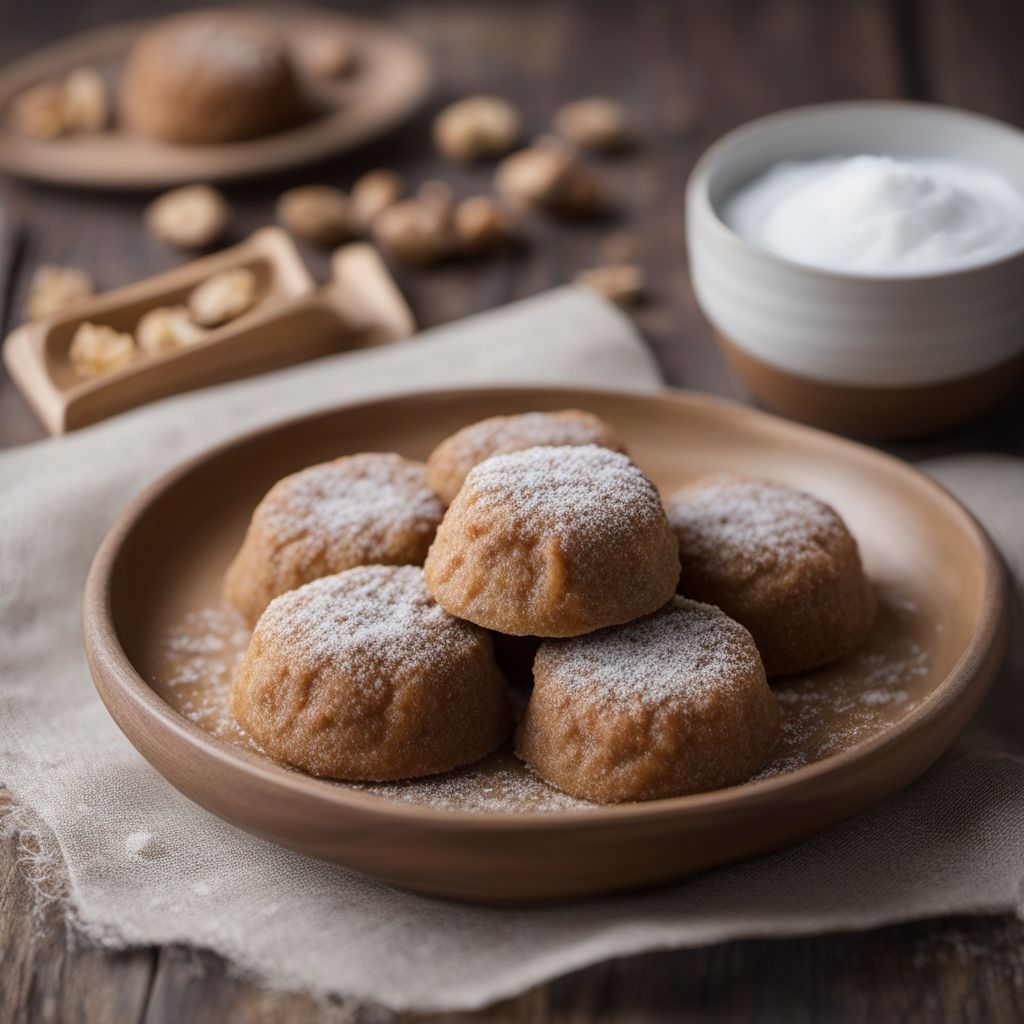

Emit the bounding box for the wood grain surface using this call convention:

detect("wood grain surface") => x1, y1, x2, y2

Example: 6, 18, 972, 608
2, 0, 1023, 1020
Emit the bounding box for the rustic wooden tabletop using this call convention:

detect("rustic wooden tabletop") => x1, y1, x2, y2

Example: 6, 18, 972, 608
2, 0, 1023, 1020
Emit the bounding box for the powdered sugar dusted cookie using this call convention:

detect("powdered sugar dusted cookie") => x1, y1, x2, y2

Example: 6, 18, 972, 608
232, 565, 512, 780
423, 444, 680, 637
666, 475, 875, 676
426, 409, 625, 505
516, 597, 779, 802
224, 453, 444, 624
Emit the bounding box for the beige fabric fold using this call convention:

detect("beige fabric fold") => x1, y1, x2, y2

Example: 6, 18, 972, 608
1, 287, 1022, 1012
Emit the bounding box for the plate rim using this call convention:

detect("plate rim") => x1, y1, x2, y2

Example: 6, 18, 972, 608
83, 384, 1011, 833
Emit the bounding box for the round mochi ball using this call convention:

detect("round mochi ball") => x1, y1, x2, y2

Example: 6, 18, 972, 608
666, 475, 876, 677
426, 409, 625, 505
119, 12, 305, 144
515, 597, 780, 803
423, 445, 680, 637
231, 566, 513, 780
224, 453, 444, 625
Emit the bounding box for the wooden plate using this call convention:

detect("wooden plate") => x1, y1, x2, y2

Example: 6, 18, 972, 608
0, 8, 432, 189
83, 387, 1010, 902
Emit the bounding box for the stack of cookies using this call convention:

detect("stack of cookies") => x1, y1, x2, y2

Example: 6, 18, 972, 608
226, 410, 875, 804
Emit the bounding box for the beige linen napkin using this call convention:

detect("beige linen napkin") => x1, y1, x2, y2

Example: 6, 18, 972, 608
1, 287, 1023, 1012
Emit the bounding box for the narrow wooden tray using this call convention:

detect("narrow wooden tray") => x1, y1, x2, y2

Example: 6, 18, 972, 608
2, 229, 415, 434
0, 8, 432, 189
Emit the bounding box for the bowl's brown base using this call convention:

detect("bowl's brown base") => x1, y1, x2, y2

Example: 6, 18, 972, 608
717, 334, 1024, 440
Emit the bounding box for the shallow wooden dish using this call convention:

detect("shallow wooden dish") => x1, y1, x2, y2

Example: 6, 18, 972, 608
0, 8, 432, 189
83, 387, 1009, 902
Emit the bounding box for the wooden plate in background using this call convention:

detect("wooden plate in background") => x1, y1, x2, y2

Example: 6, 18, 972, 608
82, 387, 1009, 901
0, 8, 432, 189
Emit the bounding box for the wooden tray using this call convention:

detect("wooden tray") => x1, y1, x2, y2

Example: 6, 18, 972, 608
2, 229, 415, 434
0, 8, 432, 189
82, 387, 1009, 902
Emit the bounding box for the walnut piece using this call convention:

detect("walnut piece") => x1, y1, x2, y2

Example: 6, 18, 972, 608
300, 33, 355, 78
554, 97, 631, 152
145, 185, 230, 251
136, 305, 203, 355
574, 263, 646, 307
26, 264, 94, 320
350, 169, 404, 230
10, 82, 66, 139
373, 197, 455, 267
62, 67, 108, 133
68, 322, 136, 377
188, 268, 258, 327
494, 142, 604, 216
10, 67, 108, 138
433, 95, 522, 162
277, 185, 353, 246
454, 196, 516, 252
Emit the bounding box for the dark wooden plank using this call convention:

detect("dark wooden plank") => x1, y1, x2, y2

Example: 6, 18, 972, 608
0, 799, 156, 1024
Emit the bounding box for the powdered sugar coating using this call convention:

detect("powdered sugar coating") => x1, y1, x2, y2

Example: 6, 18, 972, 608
253, 565, 480, 678
231, 566, 512, 780
224, 453, 444, 624
426, 409, 624, 504
536, 596, 763, 705
461, 444, 665, 543
666, 475, 876, 676
666, 474, 849, 581
424, 445, 680, 636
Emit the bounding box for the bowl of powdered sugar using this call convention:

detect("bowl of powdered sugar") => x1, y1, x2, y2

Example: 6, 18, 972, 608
686, 101, 1024, 439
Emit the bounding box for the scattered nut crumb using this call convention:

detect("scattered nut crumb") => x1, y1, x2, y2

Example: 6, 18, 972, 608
373, 197, 455, 267
350, 169, 404, 230
276, 185, 353, 246
575, 263, 646, 307
10, 81, 66, 139
26, 264, 94, 320
300, 33, 355, 78
145, 185, 230, 251
136, 305, 202, 355
68, 322, 136, 377
554, 97, 631, 152
495, 141, 604, 216
454, 196, 516, 252
188, 268, 258, 327
62, 67, 107, 133
433, 95, 522, 162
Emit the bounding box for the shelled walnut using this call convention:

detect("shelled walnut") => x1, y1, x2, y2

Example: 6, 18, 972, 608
68, 322, 136, 377
136, 305, 203, 355
554, 97, 632, 152
433, 95, 522, 162
188, 268, 258, 327
145, 185, 231, 251
26, 264, 94, 320
62, 67, 108, 133
9, 66, 108, 138
350, 169, 404, 230
453, 196, 516, 253
300, 33, 355, 78
495, 141, 604, 216
276, 185, 353, 246
373, 196, 455, 267
574, 263, 646, 307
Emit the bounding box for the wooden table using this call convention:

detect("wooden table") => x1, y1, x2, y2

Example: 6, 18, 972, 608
2, 1, 1023, 1020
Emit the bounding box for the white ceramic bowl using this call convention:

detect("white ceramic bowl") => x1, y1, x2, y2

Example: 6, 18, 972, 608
686, 101, 1024, 438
